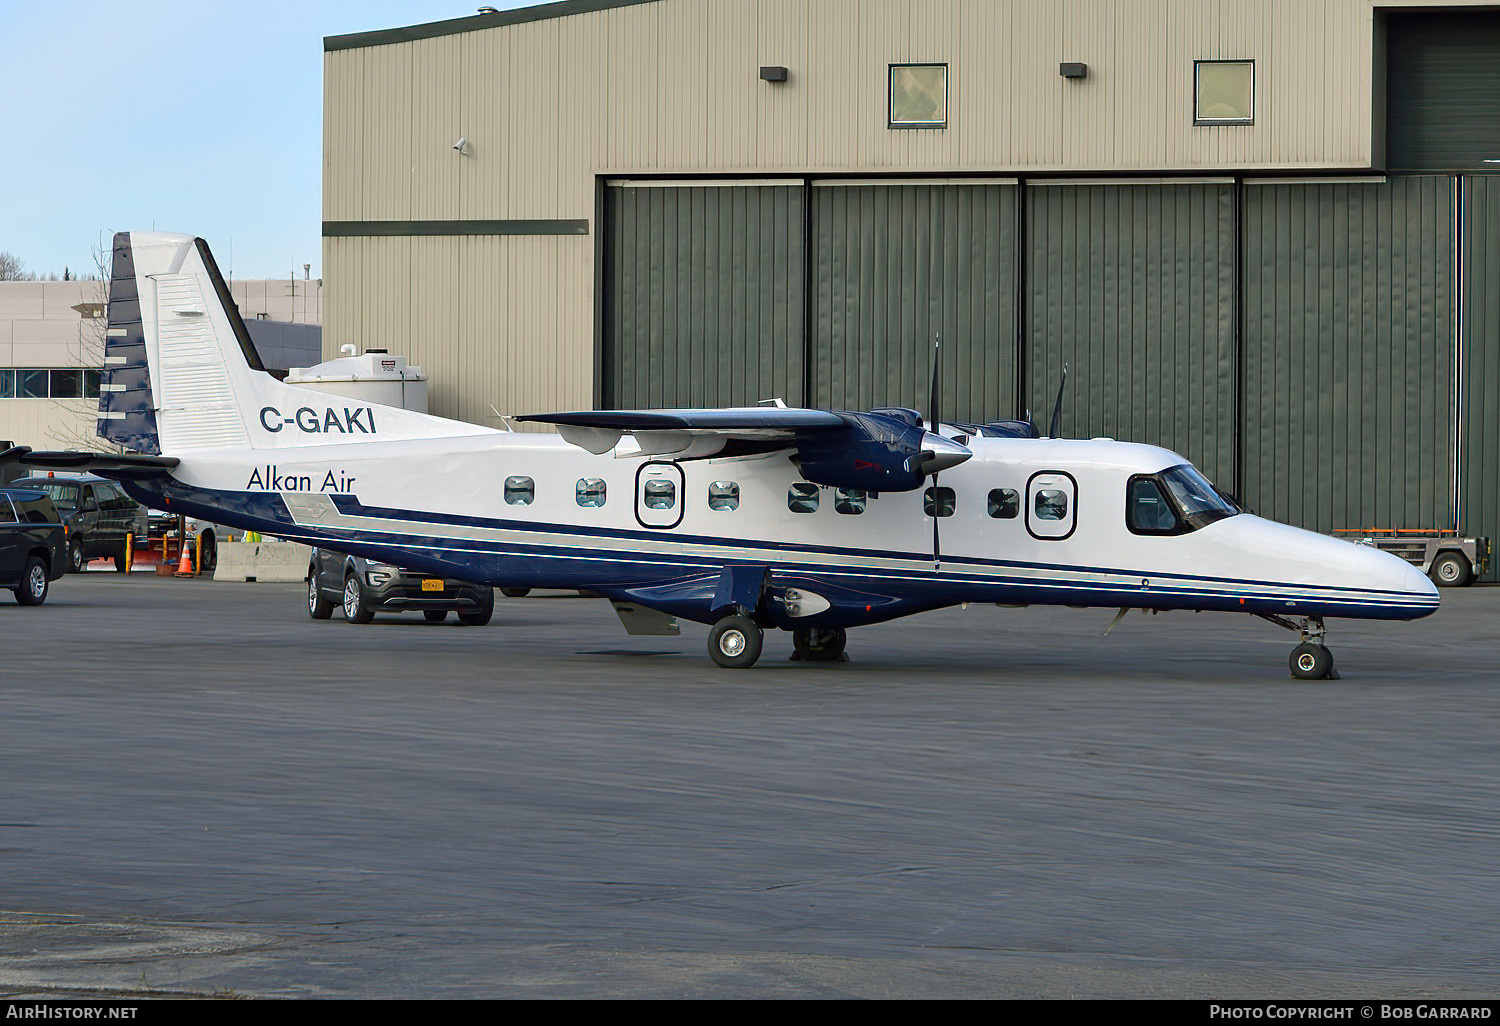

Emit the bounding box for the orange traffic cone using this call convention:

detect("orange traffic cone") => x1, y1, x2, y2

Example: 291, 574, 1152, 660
174, 540, 195, 577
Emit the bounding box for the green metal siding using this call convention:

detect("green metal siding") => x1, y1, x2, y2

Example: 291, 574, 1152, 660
1460, 175, 1500, 573
1242, 177, 1455, 534
809, 183, 1017, 422
605, 183, 805, 408
1025, 183, 1237, 485
1387, 11, 1500, 173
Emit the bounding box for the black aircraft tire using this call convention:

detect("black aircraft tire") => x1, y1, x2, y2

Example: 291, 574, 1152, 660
424, 610, 448, 623
792, 627, 847, 662
1289, 643, 1334, 681
709, 614, 763, 669
342, 574, 374, 624
499, 587, 531, 598
1430, 552, 1472, 588
457, 588, 495, 627
15, 556, 49, 606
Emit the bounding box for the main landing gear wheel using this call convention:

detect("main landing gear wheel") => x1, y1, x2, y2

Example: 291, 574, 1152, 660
308, 570, 335, 619
791, 627, 847, 662
709, 614, 763, 669
424, 610, 448, 623
1289, 643, 1336, 681
457, 588, 495, 627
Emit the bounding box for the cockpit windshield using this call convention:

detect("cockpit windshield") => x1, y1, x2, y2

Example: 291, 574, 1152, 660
1127, 464, 1239, 535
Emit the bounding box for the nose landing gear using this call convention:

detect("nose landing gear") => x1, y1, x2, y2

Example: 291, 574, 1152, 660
1258, 613, 1340, 680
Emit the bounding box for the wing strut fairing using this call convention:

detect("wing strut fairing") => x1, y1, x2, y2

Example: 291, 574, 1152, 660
519, 406, 971, 493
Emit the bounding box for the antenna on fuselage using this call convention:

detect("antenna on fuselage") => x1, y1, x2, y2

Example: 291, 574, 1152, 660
1047, 363, 1069, 439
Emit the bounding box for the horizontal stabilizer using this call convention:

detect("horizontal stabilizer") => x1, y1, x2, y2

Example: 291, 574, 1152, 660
0, 446, 180, 477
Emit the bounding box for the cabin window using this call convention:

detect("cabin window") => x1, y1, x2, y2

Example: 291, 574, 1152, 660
504, 476, 534, 505
924, 486, 956, 518
708, 481, 740, 511
0, 497, 15, 524
1034, 489, 1068, 521
835, 489, 866, 515
643, 479, 676, 510
788, 483, 819, 513
1127, 477, 1179, 534
987, 488, 1019, 519
576, 478, 607, 508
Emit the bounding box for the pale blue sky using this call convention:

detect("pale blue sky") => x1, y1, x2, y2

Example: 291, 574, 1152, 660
0, 0, 529, 281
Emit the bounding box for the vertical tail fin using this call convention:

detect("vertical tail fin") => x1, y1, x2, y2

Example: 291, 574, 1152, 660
96, 232, 493, 455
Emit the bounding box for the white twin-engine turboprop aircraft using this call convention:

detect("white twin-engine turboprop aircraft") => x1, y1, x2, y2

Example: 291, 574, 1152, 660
3, 232, 1438, 677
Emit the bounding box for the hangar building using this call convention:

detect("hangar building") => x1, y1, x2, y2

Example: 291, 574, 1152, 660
321, 0, 1500, 566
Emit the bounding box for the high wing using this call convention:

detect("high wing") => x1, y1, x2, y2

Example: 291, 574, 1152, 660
519, 406, 971, 492
516, 407, 846, 457
0, 446, 180, 479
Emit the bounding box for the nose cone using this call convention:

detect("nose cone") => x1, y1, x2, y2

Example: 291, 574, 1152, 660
918, 433, 972, 474
1350, 540, 1440, 611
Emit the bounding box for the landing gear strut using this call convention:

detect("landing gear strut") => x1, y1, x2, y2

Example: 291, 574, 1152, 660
791, 627, 847, 662
1258, 613, 1339, 680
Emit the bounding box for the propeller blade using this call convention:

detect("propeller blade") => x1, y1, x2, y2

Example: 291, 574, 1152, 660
1048, 363, 1069, 439
929, 335, 942, 569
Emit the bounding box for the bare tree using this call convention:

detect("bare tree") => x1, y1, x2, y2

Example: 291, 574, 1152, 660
0, 251, 29, 280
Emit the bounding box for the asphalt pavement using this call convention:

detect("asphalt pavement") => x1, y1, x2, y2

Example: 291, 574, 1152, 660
1, 575, 1497, 998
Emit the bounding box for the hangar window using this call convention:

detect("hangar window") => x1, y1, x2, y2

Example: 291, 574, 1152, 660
708, 481, 740, 511
504, 477, 534, 505
987, 488, 1019, 519
835, 489, 867, 515
889, 63, 948, 128
1194, 60, 1254, 125
924, 486, 956, 518
576, 478, 607, 508
788, 483, 820, 513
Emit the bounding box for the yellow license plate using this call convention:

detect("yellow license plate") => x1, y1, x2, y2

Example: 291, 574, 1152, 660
422, 579, 444, 592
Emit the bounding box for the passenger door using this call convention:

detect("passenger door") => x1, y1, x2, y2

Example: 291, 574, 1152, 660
635, 462, 685, 529
1026, 471, 1077, 541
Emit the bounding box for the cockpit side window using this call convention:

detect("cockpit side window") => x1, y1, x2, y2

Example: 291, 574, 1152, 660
1127, 465, 1239, 535
1127, 476, 1181, 534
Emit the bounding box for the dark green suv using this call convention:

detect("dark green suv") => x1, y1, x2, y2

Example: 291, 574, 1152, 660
10, 476, 138, 573
0, 488, 68, 605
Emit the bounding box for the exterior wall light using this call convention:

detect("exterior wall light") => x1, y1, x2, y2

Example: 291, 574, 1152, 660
1059, 63, 1088, 79
760, 66, 789, 83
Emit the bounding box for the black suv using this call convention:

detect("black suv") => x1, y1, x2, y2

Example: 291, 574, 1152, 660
307, 550, 494, 625
10, 476, 137, 573
0, 488, 68, 605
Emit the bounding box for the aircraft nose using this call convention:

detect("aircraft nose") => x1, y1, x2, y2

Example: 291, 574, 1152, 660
919, 433, 972, 474
1349, 539, 1440, 610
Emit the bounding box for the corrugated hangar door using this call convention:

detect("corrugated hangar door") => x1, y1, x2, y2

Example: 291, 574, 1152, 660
1241, 177, 1456, 535
1025, 181, 1238, 486
809, 182, 1019, 422
604, 181, 805, 409
1461, 175, 1500, 555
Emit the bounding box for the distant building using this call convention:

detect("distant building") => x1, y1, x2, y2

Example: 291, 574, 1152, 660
0, 277, 321, 449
